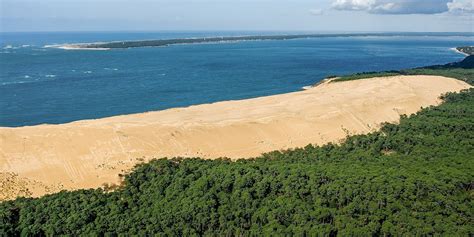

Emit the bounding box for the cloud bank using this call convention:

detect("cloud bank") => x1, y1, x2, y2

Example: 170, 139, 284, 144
447, 0, 474, 13
332, 0, 473, 14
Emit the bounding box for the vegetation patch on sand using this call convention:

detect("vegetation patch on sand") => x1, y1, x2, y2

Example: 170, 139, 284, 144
0, 57, 473, 235
333, 55, 474, 83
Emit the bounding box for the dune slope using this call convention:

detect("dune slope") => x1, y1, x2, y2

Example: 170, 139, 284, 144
0, 75, 471, 200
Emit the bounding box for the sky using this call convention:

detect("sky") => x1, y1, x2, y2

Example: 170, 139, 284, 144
0, 0, 473, 32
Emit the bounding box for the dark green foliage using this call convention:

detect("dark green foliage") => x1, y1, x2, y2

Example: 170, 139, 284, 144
333, 55, 474, 84
1, 69, 473, 236
407, 68, 474, 85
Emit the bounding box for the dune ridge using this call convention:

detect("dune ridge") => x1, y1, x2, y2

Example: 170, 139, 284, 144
0, 75, 471, 200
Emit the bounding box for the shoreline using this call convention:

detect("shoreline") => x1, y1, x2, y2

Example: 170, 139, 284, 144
44, 44, 110, 51
2, 78, 334, 129
302, 77, 338, 90
451, 47, 470, 56
0, 75, 471, 200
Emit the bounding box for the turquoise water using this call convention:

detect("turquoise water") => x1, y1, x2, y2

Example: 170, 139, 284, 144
0, 32, 472, 127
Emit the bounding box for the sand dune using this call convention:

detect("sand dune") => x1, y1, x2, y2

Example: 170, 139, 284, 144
0, 75, 471, 200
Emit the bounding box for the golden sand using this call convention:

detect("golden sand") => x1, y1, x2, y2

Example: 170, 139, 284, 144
0, 75, 471, 200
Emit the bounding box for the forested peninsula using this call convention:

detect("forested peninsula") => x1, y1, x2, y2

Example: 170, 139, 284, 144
61, 33, 473, 49
456, 46, 474, 56
1, 56, 473, 236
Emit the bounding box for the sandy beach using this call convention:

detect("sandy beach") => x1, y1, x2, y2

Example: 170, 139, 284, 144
44, 44, 111, 50
0, 75, 471, 200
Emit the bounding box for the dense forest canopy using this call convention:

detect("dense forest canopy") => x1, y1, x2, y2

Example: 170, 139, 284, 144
1, 57, 473, 236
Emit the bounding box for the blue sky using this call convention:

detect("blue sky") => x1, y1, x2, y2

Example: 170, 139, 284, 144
0, 0, 472, 32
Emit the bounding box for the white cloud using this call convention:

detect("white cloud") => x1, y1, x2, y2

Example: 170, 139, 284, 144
332, 0, 375, 11
447, 0, 474, 13
332, 0, 452, 14
309, 8, 324, 15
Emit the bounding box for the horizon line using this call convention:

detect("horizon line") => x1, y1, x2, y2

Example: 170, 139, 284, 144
1, 30, 474, 34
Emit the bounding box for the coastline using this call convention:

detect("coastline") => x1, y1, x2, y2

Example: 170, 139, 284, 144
302, 77, 337, 90
0, 75, 470, 200
44, 44, 111, 51
451, 47, 470, 56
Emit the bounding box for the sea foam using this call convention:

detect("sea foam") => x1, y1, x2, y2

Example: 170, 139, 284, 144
44, 44, 110, 51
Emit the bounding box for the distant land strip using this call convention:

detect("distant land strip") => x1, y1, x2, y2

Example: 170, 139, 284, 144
58, 33, 474, 49
456, 46, 474, 56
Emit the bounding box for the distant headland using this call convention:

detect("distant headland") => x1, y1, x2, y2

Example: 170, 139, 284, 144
455, 46, 474, 56
50, 33, 474, 50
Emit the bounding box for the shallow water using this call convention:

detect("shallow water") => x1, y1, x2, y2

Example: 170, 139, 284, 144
0, 32, 472, 127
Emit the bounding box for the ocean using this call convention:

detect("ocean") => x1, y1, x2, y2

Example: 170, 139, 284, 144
0, 32, 472, 127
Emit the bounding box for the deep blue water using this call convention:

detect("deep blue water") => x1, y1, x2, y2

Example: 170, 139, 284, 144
0, 32, 472, 127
